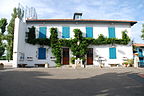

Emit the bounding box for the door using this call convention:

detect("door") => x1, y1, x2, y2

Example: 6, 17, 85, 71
63, 48, 69, 65
87, 48, 93, 65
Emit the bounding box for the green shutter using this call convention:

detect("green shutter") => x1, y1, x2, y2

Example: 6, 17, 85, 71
86, 27, 93, 38
109, 48, 116, 59
108, 27, 115, 38
39, 27, 47, 38
62, 27, 70, 38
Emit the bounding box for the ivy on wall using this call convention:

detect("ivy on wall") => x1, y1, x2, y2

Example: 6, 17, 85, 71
26, 26, 130, 65
26, 26, 50, 46
50, 28, 61, 66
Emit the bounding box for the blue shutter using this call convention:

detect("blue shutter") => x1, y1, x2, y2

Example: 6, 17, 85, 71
38, 48, 46, 59
109, 48, 116, 59
86, 27, 93, 38
39, 27, 47, 38
108, 27, 116, 38
62, 27, 70, 38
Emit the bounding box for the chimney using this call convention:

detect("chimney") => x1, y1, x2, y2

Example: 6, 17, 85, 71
73, 13, 82, 20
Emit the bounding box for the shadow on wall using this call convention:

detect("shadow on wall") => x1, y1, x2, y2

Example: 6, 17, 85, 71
0, 69, 144, 96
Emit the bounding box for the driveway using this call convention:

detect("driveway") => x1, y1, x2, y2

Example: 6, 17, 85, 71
0, 67, 144, 96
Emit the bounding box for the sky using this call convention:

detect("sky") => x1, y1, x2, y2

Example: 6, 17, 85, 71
0, 0, 144, 43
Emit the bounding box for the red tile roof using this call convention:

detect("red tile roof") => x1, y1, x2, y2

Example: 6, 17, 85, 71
26, 19, 137, 26
133, 44, 144, 47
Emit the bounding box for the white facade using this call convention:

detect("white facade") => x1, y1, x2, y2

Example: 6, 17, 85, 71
13, 17, 136, 67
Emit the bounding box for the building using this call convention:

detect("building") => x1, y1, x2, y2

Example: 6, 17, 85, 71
13, 13, 137, 67
133, 44, 144, 67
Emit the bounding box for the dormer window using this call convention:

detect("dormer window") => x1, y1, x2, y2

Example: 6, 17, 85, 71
73, 13, 82, 20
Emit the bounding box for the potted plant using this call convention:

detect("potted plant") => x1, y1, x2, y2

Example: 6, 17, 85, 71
122, 62, 129, 67
0, 63, 4, 70
127, 59, 134, 67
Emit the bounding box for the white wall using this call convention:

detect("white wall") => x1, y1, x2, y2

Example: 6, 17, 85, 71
13, 20, 133, 67
13, 18, 56, 67
27, 22, 131, 39
89, 45, 133, 67
0, 60, 13, 66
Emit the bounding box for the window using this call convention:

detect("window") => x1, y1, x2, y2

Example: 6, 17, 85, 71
38, 48, 46, 59
109, 48, 116, 59
108, 27, 116, 38
62, 27, 70, 38
86, 27, 93, 38
39, 27, 47, 38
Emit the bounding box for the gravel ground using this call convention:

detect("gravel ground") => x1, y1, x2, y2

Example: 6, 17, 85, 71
0, 67, 144, 96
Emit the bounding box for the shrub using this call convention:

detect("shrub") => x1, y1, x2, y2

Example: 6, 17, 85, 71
56, 63, 61, 67
71, 57, 76, 64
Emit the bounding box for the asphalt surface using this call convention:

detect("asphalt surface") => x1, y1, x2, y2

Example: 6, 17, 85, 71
0, 67, 144, 96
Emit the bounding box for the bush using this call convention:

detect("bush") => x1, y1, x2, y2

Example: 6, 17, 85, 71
0, 56, 6, 60
71, 57, 76, 64
127, 59, 134, 67
56, 63, 62, 67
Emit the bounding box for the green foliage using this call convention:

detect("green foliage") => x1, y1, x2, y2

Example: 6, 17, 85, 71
17, 7, 24, 20
0, 56, 6, 60
50, 28, 61, 64
6, 7, 21, 60
27, 26, 36, 44
56, 63, 62, 67
123, 62, 128, 65
73, 29, 83, 40
0, 18, 7, 34
127, 59, 134, 64
26, 27, 131, 66
0, 46, 5, 57
71, 57, 76, 64
0, 18, 7, 58
122, 30, 130, 44
141, 24, 144, 40
26, 26, 51, 46
70, 29, 89, 59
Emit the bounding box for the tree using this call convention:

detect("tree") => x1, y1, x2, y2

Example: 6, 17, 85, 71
0, 18, 7, 57
141, 24, 144, 40
7, 7, 24, 60
0, 18, 7, 34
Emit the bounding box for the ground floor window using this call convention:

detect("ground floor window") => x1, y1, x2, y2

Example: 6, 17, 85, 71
109, 48, 117, 59
38, 48, 46, 59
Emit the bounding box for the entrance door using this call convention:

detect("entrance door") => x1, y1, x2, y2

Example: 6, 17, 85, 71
63, 48, 69, 65
87, 48, 93, 65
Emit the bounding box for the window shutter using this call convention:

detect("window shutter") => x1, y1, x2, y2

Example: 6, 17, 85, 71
86, 27, 93, 38
108, 27, 116, 38
39, 27, 47, 38
38, 48, 46, 59
62, 27, 70, 38
109, 48, 116, 59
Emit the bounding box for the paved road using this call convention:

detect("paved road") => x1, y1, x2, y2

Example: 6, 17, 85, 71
0, 67, 144, 96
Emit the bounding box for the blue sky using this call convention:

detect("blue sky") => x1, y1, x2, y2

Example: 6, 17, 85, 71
0, 0, 144, 43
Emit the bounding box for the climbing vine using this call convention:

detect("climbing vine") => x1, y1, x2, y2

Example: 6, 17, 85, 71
70, 29, 88, 60
50, 28, 61, 66
26, 26, 130, 66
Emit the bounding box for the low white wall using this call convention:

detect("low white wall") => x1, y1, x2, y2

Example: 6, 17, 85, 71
0, 60, 13, 66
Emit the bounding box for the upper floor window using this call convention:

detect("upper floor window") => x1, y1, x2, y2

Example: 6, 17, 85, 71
108, 27, 116, 38
62, 27, 70, 38
86, 27, 93, 38
39, 27, 47, 38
